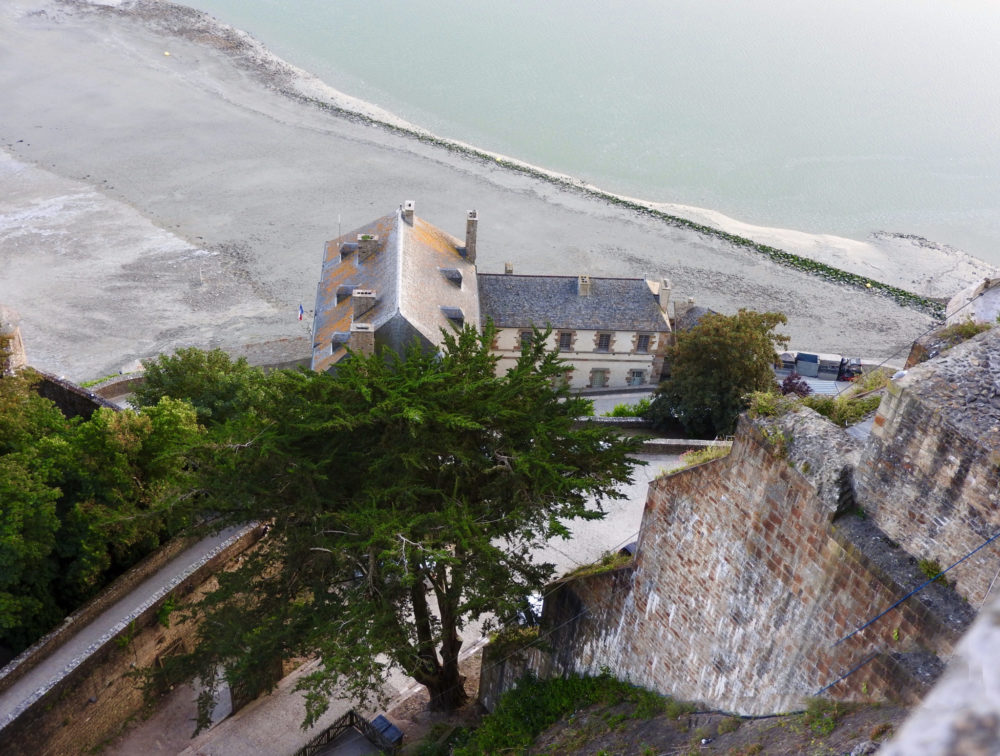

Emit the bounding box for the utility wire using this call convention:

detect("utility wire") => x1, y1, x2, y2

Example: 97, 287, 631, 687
833, 529, 1000, 647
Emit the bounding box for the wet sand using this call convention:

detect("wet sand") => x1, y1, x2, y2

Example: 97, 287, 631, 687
1, 0, 993, 380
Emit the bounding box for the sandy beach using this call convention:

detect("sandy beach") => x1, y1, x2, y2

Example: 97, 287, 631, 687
1, 0, 995, 380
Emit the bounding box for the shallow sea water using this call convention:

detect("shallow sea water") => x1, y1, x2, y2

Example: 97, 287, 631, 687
180, 0, 1000, 265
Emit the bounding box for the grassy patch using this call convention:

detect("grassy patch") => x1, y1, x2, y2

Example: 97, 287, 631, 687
665, 443, 732, 474
454, 671, 667, 755
801, 698, 856, 736
937, 320, 991, 347
563, 550, 632, 580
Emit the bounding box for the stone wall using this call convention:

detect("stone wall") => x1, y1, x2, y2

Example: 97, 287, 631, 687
0, 527, 262, 756
481, 409, 973, 715
857, 327, 1000, 603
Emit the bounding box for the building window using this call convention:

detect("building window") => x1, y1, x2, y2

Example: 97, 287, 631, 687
520, 330, 533, 346
558, 331, 573, 352
636, 334, 651, 353
595, 333, 612, 352
628, 369, 646, 386
590, 368, 610, 388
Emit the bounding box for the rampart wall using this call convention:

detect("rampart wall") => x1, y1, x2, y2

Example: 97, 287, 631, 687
856, 328, 1000, 602
482, 409, 973, 715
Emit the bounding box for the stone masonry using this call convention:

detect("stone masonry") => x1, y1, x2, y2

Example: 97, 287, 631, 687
856, 327, 1000, 603
482, 405, 975, 715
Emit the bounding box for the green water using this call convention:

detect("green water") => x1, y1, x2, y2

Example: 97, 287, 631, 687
181, 0, 1000, 264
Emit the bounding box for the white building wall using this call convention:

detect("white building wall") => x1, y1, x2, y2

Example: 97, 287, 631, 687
492, 327, 661, 390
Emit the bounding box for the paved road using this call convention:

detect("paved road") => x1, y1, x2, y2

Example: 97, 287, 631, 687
0, 525, 251, 731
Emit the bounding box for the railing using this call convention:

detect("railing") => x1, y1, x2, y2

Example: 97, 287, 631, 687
294, 709, 400, 756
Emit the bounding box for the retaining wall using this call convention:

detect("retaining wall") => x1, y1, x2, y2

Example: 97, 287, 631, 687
856, 328, 1000, 602
481, 410, 973, 715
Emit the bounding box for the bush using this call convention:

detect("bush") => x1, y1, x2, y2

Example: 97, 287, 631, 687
780, 372, 812, 397
604, 397, 652, 417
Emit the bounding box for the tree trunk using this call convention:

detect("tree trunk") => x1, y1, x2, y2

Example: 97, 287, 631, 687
424, 661, 469, 711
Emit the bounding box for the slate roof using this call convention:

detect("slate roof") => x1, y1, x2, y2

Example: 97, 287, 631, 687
478, 274, 669, 332
311, 207, 479, 371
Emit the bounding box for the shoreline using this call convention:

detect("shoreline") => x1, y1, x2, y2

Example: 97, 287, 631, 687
132, 0, 994, 313
0, 0, 989, 379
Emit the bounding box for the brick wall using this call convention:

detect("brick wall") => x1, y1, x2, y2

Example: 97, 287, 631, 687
482, 409, 973, 715
856, 329, 1000, 603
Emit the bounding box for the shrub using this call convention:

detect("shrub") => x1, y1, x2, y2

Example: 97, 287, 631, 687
780, 372, 813, 397
604, 397, 652, 417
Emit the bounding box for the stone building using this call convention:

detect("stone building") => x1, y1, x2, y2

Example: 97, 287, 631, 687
310, 201, 481, 372
311, 203, 675, 388
478, 272, 672, 389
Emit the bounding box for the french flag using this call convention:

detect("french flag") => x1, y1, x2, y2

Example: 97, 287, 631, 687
298, 304, 304, 321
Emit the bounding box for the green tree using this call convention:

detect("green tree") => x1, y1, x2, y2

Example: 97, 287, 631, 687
133, 347, 266, 427
160, 327, 642, 727
0, 371, 202, 651
648, 310, 788, 437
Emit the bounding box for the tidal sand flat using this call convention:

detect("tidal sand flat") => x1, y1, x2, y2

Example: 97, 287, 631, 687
0, 0, 990, 379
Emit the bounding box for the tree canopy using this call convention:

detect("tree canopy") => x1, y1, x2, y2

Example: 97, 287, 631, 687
0, 372, 200, 653
648, 309, 788, 437
145, 326, 643, 726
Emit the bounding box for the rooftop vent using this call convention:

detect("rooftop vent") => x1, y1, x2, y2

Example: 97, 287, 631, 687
439, 267, 463, 287
441, 306, 465, 328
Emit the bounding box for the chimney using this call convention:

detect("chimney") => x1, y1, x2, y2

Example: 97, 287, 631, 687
674, 297, 695, 325
464, 210, 478, 264
348, 322, 375, 357
0, 306, 27, 377
357, 234, 379, 262
352, 289, 377, 319
658, 278, 672, 314
577, 275, 592, 297
403, 200, 415, 224
504, 262, 514, 275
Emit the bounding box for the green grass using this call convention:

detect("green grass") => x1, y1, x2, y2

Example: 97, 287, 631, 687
453, 671, 669, 755
563, 550, 633, 579
665, 444, 732, 474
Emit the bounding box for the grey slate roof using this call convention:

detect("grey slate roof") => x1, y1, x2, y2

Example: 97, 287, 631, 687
478, 274, 668, 332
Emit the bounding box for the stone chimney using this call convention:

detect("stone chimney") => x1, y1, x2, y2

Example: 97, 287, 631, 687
352, 289, 377, 319
403, 200, 415, 224
577, 275, 592, 297
357, 234, 379, 262
0, 306, 27, 377
465, 210, 478, 264
658, 278, 672, 314
504, 262, 514, 275
348, 322, 375, 357
674, 297, 695, 325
